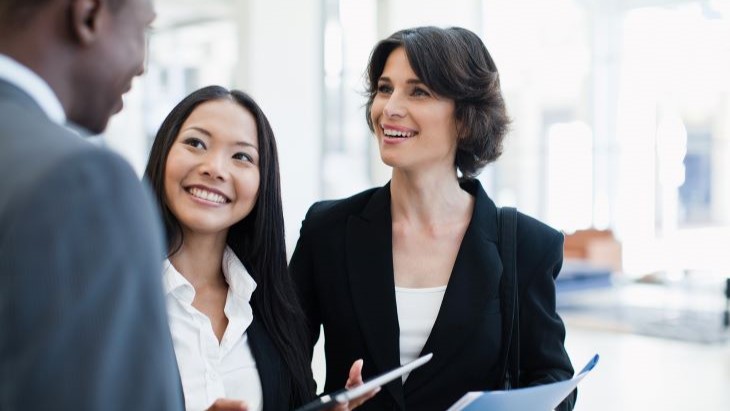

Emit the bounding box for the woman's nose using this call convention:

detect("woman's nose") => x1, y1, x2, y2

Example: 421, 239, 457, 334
199, 154, 227, 181
383, 93, 406, 118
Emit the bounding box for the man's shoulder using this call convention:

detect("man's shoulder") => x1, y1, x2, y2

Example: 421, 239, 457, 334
31, 148, 141, 205
0, 92, 134, 177
0, 115, 142, 222
0, 99, 89, 165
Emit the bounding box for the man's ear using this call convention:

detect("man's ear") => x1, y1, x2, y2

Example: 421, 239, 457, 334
69, 0, 103, 45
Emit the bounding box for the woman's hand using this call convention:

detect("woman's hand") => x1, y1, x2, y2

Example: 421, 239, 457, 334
330, 359, 381, 411
205, 398, 248, 411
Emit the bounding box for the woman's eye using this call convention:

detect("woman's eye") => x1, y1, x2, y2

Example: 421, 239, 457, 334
233, 152, 253, 163
183, 137, 206, 149
413, 87, 431, 97
377, 84, 393, 94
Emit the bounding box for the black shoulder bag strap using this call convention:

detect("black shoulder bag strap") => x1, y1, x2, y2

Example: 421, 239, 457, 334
498, 206, 520, 389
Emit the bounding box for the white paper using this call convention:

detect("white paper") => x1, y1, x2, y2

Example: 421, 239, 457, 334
447, 354, 599, 411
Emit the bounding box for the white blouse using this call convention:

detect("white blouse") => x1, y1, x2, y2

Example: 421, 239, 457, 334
395, 285, 447, 380
163, 247, 263, 411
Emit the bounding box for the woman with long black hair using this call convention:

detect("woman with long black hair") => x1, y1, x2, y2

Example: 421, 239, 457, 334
145, 86, 374, 411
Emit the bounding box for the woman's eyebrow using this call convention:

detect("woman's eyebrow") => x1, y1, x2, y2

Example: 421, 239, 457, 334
235, 141, 259, 152
378, 76, 424, 85
181, 126, 211, 137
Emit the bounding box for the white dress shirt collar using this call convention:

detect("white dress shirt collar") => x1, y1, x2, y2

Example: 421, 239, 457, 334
0, 54, 66, 125
222, 247, 257, 303
163, 246, 258, 304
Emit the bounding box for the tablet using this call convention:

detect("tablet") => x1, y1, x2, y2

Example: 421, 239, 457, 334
293, 353, 433, 411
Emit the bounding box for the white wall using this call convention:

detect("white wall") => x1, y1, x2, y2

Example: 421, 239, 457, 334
233, 0, 324, 255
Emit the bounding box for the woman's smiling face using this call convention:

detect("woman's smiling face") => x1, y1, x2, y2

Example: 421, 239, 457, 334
370, 47, 458, 174
164, 99, 260, 239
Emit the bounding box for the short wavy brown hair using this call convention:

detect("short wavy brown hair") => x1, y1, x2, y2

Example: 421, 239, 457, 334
365, 26, 510, 179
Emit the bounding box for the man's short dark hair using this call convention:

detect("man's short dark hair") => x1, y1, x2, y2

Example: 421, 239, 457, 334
0, 0, 48, 26
0, 0, 124, 27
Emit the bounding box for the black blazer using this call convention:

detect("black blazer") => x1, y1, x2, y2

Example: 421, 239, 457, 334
247, 315, 296, 411
290, 180, 576, 411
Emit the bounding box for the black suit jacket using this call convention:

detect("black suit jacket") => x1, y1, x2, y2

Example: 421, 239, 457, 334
290, 180, 575, 411
0, 79, 183, 410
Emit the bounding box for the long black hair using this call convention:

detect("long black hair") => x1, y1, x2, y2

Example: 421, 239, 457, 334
365, 26, 511, 179
144, 85, 314, 404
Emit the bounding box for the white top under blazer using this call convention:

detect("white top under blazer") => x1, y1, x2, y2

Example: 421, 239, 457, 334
395, 285, 447, 380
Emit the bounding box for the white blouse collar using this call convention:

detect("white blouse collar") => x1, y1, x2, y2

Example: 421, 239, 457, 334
162, 246, 257, 305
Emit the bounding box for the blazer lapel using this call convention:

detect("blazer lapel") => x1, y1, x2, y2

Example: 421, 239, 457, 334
404, 180, 502, 394
345, 183, 405, 409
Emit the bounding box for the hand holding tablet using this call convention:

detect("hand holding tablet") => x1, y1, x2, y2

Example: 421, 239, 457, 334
294, 353, 434, 411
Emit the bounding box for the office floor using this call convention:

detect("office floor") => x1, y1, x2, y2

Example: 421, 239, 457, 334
561, 279, 730, 411
564, 326, 730, 411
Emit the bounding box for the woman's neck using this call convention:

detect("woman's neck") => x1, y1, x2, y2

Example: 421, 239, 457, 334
390, 167, 473, 227
169, 231, 228, 290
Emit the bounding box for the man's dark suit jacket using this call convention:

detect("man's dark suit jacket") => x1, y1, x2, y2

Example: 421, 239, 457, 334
0, 79, 183, 410
290, 179, 576, 411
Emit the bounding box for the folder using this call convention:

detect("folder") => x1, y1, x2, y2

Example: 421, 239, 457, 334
447, 354, 599, 411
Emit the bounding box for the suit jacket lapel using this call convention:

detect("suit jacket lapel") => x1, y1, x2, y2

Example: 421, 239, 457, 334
404, 180, 502, 394
345, 183, 405, 409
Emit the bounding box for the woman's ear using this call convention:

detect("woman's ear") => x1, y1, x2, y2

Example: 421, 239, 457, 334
68, 0, 103, 45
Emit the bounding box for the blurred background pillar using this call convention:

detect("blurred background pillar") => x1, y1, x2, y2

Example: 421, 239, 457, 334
233, 0, 325, 254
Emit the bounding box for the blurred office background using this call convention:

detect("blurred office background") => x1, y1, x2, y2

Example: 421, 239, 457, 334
103, 0, 730, 409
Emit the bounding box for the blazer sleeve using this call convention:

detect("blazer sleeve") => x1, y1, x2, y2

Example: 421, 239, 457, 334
518, 228, 577, 411
0, 149, 183, 411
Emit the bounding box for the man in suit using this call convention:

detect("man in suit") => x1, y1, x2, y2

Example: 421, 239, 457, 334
0, 0, 183, 409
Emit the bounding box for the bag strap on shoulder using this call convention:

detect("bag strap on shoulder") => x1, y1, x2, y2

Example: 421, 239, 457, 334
498, 206, 520, 389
